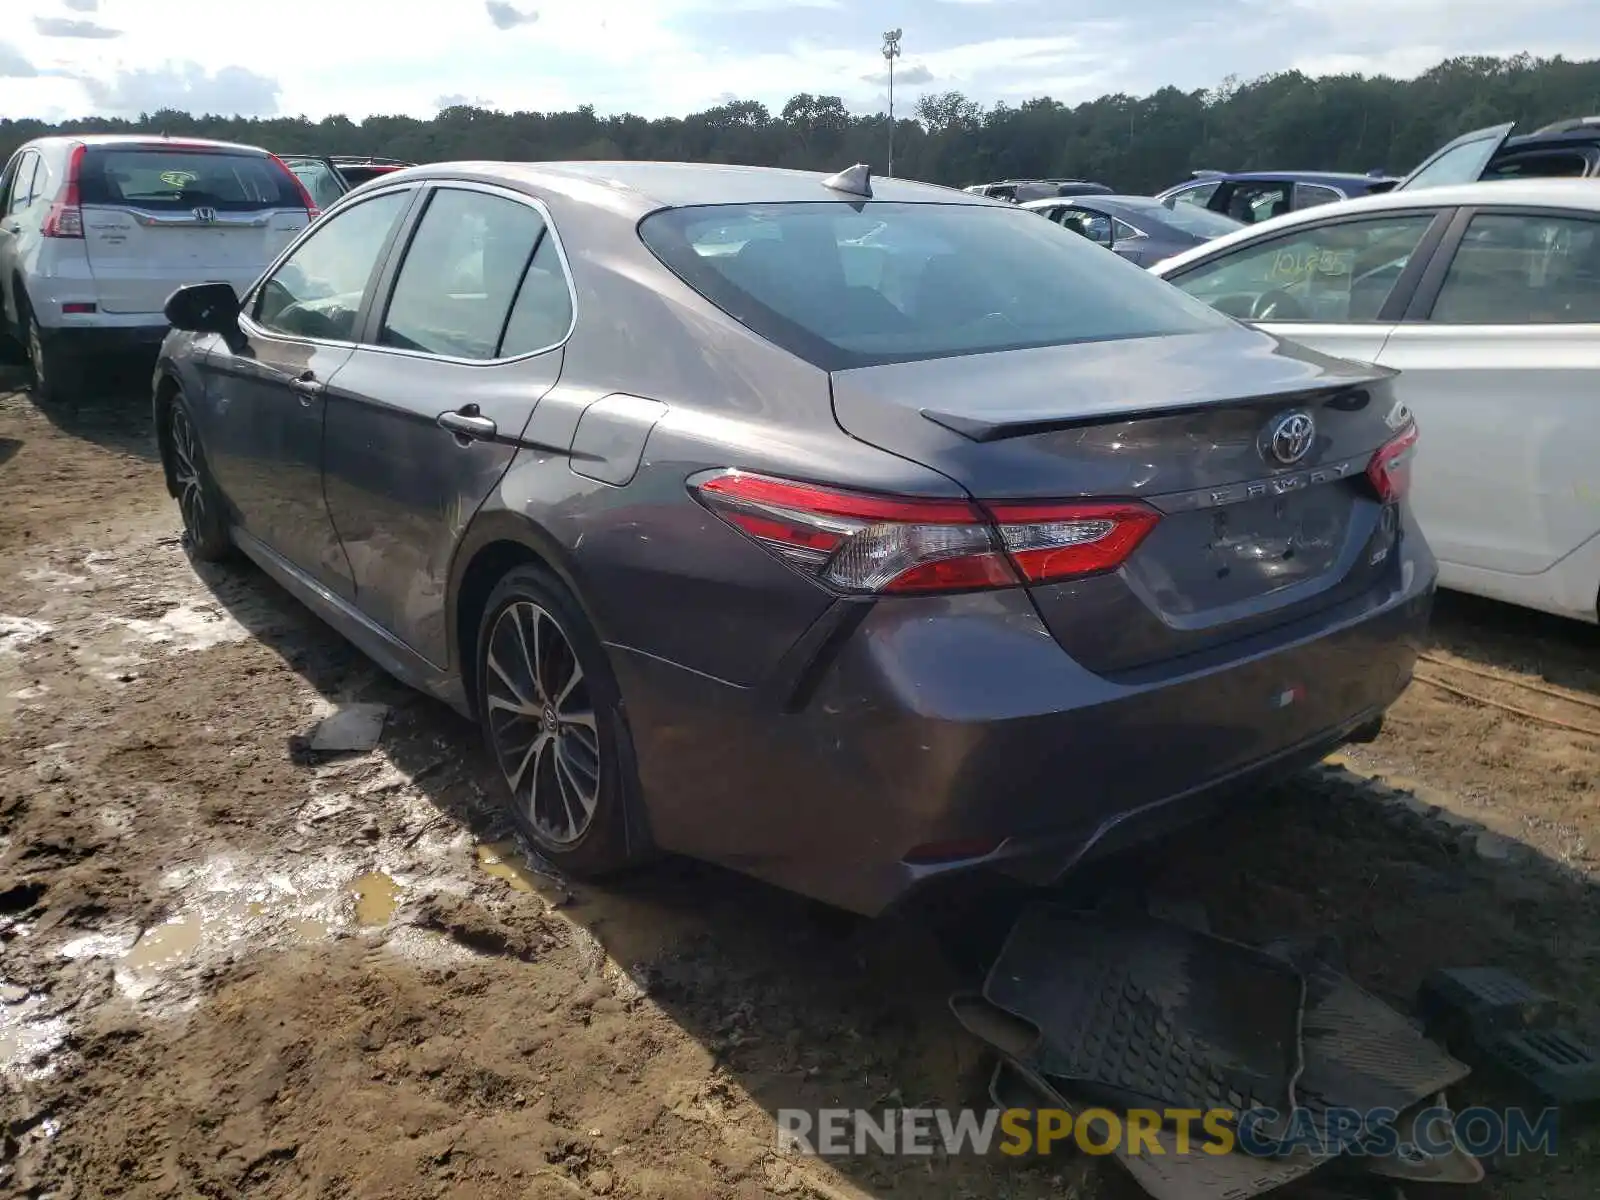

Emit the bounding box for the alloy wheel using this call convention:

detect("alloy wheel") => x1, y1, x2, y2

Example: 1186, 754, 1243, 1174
169, 404, 208, 536
484, 600, 601, 846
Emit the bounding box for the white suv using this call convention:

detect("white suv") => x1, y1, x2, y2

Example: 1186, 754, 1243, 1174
0, 134, 318, 403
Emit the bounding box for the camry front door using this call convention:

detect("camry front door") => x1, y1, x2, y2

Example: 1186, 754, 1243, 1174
198, 187, 415, 597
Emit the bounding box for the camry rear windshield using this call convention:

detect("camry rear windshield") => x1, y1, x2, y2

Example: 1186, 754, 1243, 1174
638, 201, 1232, 369
78, 148, 302, 212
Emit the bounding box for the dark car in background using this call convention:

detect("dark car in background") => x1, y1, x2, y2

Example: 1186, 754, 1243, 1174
1393, 117, 1600, 191
152, 159, 1433, 916
1022, 193, 1243, 265
1155, 170, 1399, 223
281, 155, 416, 210
963, 178, 1115, 203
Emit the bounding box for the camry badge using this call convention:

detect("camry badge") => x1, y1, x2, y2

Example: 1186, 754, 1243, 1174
1262, 410, 1316, 466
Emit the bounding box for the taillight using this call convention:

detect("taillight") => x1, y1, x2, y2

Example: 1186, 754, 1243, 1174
41, 143, 86, 239
1367, 421, 1418, 504
269, 154, 320, 221
692, 471, 1160, 596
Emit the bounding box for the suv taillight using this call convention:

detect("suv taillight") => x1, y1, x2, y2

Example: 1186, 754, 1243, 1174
41, 143, 86, 239
1367, 422, 1418, 504
269, 154, 320, 221
692, 471, 1160, 595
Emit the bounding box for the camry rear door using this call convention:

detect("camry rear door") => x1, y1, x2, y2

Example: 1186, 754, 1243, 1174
320, 183, 570, 667
77, 143, 310, 315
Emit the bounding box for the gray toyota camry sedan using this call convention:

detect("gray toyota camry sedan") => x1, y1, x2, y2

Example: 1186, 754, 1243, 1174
152, 159, 1434, 914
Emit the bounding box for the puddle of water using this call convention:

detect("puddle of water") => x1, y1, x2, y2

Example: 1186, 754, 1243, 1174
475, 843, 542, 894
125, 915, 203, 973
472, 841, 691, 986
101, 855, 386, 1000
352, 872, 401, 927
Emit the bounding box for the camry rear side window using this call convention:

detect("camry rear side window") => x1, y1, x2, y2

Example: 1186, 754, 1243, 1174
639, 201, 1231, 369
78, 149, 301, 212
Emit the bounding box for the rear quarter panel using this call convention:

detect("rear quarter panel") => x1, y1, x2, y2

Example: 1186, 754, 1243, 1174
485, 187, 965, 687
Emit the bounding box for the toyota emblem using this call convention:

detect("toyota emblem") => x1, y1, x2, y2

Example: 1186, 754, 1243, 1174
1262, 410, 1316, 466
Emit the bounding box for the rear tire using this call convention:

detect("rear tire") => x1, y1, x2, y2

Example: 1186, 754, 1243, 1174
165, 388, 233, 562
475, 565, 644, 877
20, 294, 82, 408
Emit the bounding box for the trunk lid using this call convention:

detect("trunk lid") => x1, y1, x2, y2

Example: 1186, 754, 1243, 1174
78, 145, 310, 314
830, 327, 1411, 675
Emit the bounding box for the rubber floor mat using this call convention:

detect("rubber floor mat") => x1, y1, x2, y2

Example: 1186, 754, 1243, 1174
984, 1051, 1324, 1200
983, 906, 1306, 1119
1362, 1092, 1484, 1185
1262, 938, 1470, 1119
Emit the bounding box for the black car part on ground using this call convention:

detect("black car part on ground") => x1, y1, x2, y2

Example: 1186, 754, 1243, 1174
955, 903, 1477, 1200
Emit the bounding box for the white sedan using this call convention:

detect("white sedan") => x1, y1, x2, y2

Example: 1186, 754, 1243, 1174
1151, 178, 1600, 625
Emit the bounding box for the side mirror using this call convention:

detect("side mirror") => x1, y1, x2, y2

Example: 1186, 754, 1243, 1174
164, 282, 241, 336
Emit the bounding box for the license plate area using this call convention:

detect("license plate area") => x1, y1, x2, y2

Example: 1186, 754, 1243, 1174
1130, 487, 1358, 615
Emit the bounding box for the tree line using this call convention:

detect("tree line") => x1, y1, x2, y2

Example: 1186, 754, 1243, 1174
4, 54, 1600, 195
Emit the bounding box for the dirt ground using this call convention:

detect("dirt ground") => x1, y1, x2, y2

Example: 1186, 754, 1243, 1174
1, 370, 1597, 1200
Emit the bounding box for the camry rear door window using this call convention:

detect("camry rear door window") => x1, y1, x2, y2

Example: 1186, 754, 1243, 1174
378, 188, 547, 360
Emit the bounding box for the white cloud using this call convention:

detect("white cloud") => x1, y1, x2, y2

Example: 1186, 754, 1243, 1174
76, 63, 283, 117
0, 0, 1595, 122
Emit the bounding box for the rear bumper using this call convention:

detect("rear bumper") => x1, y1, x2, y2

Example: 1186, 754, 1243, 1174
615, 532, 1436, 915
36, 322, 168, 355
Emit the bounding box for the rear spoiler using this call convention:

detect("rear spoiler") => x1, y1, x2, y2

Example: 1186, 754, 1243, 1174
919, 371, 1396, 444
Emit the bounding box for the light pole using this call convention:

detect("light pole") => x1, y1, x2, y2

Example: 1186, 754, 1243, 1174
882, 28, 901, 177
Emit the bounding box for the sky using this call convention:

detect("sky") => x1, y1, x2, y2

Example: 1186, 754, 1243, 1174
0, 0, 1597, 124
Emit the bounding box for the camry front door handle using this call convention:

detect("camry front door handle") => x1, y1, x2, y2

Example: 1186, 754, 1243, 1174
289, 370, 323, 405
437, 407, 498, 443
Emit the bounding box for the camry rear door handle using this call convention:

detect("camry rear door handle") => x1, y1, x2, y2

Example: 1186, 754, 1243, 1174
437, 406, 498, 443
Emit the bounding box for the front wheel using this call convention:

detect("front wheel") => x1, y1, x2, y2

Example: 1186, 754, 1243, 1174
475, 565, 643, 877
166, 389, 233, 561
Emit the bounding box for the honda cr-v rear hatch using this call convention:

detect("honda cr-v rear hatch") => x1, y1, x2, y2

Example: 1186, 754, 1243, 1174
74, 143, 312, 314
640, 196, 1419, 675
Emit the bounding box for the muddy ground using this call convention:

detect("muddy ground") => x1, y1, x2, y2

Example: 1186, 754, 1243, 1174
1, 371, 1597, 1200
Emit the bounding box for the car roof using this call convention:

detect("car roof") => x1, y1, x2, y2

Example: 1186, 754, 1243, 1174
1211, 170, 1393, 186
1021, 194, 1159, 211
22, 133, 272, 155
374, 160, 999, 217
1150, 177, 1600, 274
1504, 127, 1600, 151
